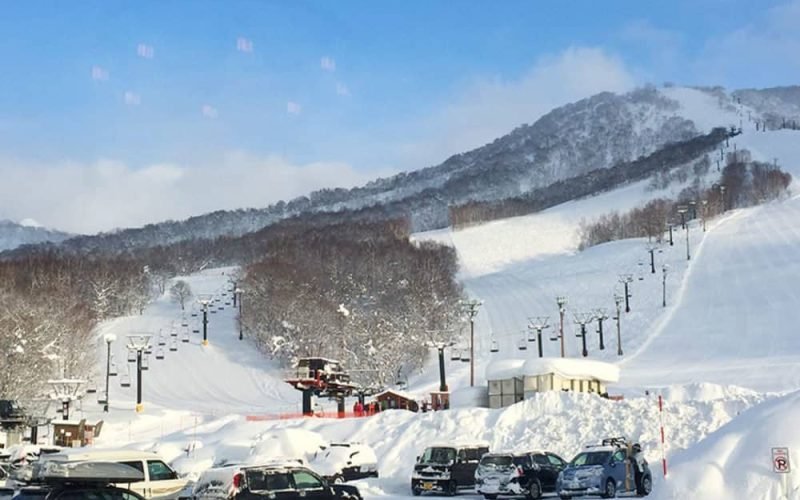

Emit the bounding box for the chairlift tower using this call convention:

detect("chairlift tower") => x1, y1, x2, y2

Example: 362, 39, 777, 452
618, 275, 633, 313
527, 316, 550, 358
102, 333, 116, 413
573, 313, 595, 358
126, 334, 152, 413
48, 379, 85, 421
593, 309, 609, 350
613, 294, 624, 356
554, 296, 568, 358
459, 299, 482, 387
197, 295, 212, 346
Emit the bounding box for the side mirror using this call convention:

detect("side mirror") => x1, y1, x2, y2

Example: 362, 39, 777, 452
416, 456, 420, 463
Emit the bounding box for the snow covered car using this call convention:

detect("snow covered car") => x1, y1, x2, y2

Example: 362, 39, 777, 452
475, 451, 567, 499
411, 442, 489, 496
308, 443, 378, 483
192, 462, 361, 499
556, 439, 652, 499
12, 460, 146, 499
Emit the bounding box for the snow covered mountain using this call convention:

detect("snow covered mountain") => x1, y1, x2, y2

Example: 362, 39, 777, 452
0, 219, 72, 252
6, 85, 798, 257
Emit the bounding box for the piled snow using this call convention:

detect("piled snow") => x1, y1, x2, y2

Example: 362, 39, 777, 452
522, 357, 620, 383
654, 390, 800, 500
485, 359, 526, 380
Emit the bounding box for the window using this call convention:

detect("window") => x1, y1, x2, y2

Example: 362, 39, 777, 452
420, 447, 456, 464
481, 455, 513, 467
532, 454, 550, 466
119, 461, 144, 474
612, 450, 626, 463
246, 470, 292, 491
292, 470, 323, 490
570, 452, 612, 466
547, 454, 566, 467
147, 460, 176, 481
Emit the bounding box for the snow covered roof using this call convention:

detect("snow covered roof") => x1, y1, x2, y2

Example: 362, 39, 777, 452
374, 389, 418, 401
485, 359, 526, 381
485, 358, 619, 383
523, 358, 619, 383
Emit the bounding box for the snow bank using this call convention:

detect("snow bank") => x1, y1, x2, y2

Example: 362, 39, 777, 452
654, 390, 800, 500
485, 359, 526, 380
522, 357, 620, 383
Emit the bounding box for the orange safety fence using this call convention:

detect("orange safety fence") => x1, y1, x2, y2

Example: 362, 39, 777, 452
246, 410, 377, 422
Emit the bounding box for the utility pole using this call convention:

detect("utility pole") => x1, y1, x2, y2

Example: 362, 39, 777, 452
127, 334, 152, 413
527, 316, 550, 358
574, 313, 595, 358
593, 309, 609, 350
460, 299, 482, 387
103, 334, 116, 412
618, 275, 633, 313
662, 265, 669, 307
613, 294, 624, 356
554, 296, 568, 357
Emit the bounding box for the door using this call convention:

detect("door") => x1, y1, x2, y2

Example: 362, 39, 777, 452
146, 459, 187, 499
118, 460, 148, 498
532, 454, 555, 489
609, 450, 628, 490
290, 470, 329, 499
545, 453, 567, 490
450, 449, 470, 487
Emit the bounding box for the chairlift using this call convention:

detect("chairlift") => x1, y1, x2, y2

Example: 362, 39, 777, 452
97, 392, 108, 405
210, 309, 217, 314
127, 350, 136, 363
517, 337, 528, 351
450, 348, 461, 361
120, 370, 131, 388
528, 329, 537, 342
170, 329, 178, 337
109, 362, 118, 377
191, 312, 198, 317
460, 349, 471, 362
218, 306, 224, 311
158, 336, 166, 346
155, 347, 165, 360
86, 381, 97, 394
141, 355, 150, 370
170, 339, 178, 352
225, 301, 231, 306
490, 339, 499, 353
182, 331, 190, 343
192, 328, 200, 334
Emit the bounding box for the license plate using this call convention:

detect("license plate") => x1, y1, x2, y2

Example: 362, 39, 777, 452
423, 482, 434, 490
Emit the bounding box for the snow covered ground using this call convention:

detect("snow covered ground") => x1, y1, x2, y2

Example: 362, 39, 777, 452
17, 93, 800, 499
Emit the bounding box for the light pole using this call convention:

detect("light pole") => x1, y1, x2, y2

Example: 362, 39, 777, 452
198, 296, 211, 346
235, 288, 244, 340
662, 265, 668, 307
552, 296, 567, 357
618, 274, 633, 313
460, 299, 482, 387
127, 334, 152, 413
573, 313, 595, 358
528, 316, 550, 358
594, 309, 609, 350
103, 333, 116, 412
613, 294, 624, 356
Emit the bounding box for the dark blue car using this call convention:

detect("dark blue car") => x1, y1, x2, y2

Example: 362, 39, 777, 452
556, 442, 652, 499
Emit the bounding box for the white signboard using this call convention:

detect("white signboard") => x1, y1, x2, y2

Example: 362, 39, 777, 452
772, 447, 791, 474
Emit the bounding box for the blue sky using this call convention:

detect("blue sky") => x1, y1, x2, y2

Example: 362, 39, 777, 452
1, 0, 798, 233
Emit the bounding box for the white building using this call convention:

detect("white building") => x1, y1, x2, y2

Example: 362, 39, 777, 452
485, 358, 620, 409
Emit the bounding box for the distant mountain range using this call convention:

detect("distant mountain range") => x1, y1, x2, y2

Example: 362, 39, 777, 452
3, 84, 799, 256
0, 219, 73, 252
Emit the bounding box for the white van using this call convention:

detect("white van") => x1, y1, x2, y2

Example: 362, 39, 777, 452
42, 449, 189, 499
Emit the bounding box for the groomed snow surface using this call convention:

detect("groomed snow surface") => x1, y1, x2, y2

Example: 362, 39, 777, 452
18, 91, 800, 499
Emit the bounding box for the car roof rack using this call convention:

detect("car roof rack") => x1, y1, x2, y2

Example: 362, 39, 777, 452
31, 461, 145, 485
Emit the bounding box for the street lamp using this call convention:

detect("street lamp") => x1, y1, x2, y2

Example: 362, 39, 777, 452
102, 333, 116, 412
613, 294, 624, 356
553, 296, 568, 357
235, 288, 244, 340
527, 316, 550, 358
126, 334, 152, 413
459, 299, 482, 387
197, 295, 212, 346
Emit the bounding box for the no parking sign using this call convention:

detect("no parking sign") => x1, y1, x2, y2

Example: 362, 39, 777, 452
772, 447, 791, 474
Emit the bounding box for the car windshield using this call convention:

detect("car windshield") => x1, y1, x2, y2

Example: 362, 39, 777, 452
480, 455, 513, 467
245, 470, 293, 491
420, 447, 456, 464
570, 451, 612, 466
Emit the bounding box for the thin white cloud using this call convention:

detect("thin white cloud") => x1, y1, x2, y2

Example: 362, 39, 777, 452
393, 46, 636, 170
201, 104, 218, 118
694, 0, 800, 86
137, 43, 155, 59
91, 66, 109, 81
124, 91, 141, 106
0, 154, 379, 234
336, 82, 350, 96
287, 101, 302, 115
320, 56, 336, 72
236, 37, 253, 53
